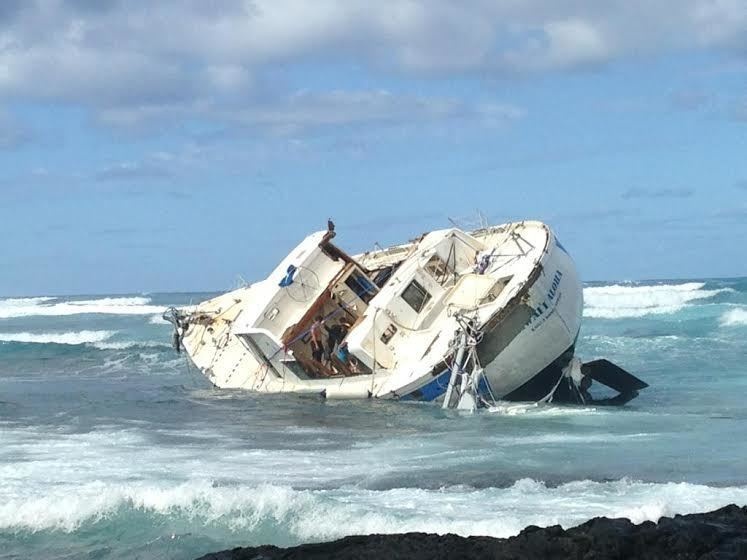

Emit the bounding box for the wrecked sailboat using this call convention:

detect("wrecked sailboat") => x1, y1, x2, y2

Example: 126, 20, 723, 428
165, 220, 647, 409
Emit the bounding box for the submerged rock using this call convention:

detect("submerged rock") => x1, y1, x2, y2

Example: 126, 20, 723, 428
196, 504, 747, 560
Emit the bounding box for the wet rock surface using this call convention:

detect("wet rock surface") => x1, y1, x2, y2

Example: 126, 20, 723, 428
196, 504, 747, 560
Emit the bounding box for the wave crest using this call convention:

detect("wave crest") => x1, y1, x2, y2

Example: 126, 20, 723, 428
0, 331, 172, 350
91, 340, 172, 350
0, 296, 165, 319
583, 282, 728, 319
719, 308, 747, 327
0, 330, 115, 345
0, 296, 56, 306
2, 478, 746, 539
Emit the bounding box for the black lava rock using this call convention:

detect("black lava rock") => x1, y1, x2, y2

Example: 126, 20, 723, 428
195, 504, 747, 560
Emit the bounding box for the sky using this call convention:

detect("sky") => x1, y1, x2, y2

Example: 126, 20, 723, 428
1, 0, 746, 296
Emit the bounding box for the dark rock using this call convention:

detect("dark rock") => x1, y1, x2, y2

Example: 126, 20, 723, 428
195, 504, 747, 560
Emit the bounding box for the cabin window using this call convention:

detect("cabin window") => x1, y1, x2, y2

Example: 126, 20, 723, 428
372, 265, 395, 288
278, 358, 308, 379
479, 275, 513, 305
424, 255, 456, 287
401, 279, 431, 313
264, 307, 280, 320
345, 272, 377, 303
380, 324, 398, 344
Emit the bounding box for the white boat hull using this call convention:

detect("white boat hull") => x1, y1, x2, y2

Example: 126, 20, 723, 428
167, 220, 641, 407
481, 234, 582, 399
392, 232, 582, 403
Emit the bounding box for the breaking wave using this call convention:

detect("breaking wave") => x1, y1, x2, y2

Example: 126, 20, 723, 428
583, 282, 729, 319
0, 331, 171, 352
486, 402, 602, 417
91, 340, 172, 350
149, 314, 169, 325
1, 478, 745, 541
0, 296, 165, 319
719, 308, 747, 327
0, 296, 56, 306
0, 330, 115, 345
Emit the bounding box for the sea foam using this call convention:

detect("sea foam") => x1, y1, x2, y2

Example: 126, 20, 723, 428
91, 340, 172, 350
719, 308, 747, 327
0, 296, 56, 306
0, 330, 115, 345
149, 314, 169, 325
1, 478, 746, 540
583, 282, 728, 319
0, 296, 165, 319
486, 402, 602, 417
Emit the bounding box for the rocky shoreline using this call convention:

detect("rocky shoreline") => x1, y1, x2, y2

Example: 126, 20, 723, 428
196, 504, 747, 559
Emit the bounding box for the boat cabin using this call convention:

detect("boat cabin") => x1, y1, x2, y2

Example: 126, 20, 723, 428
232, 227, 510, 383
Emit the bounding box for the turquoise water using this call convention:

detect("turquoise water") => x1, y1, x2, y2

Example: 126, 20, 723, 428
1, 279, 746, 559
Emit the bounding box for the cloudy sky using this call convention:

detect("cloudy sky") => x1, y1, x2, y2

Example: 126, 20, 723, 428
1, 0, 746, 295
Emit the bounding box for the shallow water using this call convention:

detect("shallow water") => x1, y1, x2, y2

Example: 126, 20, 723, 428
1, 279, 746, 559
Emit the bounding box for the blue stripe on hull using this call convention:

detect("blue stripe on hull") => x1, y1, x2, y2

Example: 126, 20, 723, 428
400, 370, 451, 401
401, 368, 497, 403
477, 375, 493, 400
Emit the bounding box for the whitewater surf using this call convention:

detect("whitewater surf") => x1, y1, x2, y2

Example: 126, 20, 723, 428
1, 280, 746, 558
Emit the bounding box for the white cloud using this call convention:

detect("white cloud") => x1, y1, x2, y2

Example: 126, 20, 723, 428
94, 161, 172, 182
621, 187, 695, 200
503, 18, 611, 71
92, 89, 524, 132
204, 64, 252, 93
228, 89, 523, 130
690, 0, 747, 47
0, 1, 744, 129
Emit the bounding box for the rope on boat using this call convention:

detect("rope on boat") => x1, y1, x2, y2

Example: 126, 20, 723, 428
537, 369, 566, 404
371, 306, 379, 394
442, 310, 577, 411
442, 311, 486, 411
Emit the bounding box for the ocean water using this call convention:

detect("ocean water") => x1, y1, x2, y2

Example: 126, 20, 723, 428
1, 279, 746, 559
